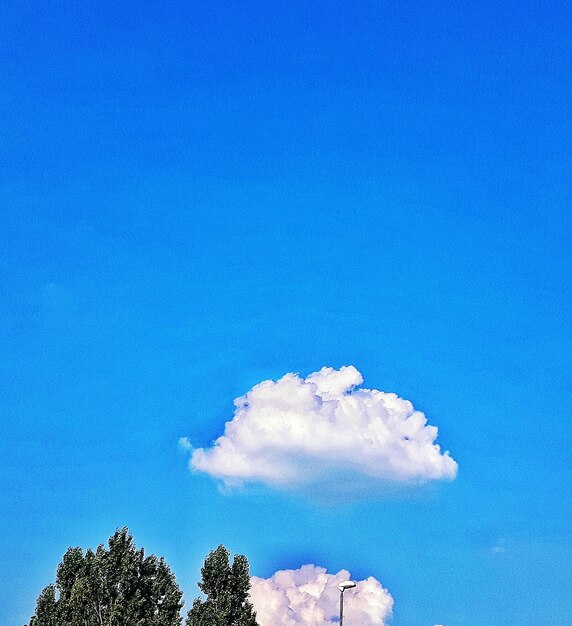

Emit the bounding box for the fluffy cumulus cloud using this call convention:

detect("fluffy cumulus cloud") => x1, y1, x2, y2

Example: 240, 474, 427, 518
250, 565, 393, 626
188, 366, 457, 495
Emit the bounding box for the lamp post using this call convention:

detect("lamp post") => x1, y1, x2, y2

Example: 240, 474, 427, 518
337, 580, 356, 626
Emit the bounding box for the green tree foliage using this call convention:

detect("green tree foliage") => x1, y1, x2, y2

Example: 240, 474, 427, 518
186, 546, 258, 626
28, 528, 183, 626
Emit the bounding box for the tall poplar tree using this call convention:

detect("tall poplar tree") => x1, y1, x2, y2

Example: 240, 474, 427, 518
186, 545, 258, 626
28, 528, 183, 626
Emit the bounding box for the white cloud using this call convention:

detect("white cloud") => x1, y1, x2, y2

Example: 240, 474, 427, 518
250, 565, 393, 626
178, 436, 193, 451
187, 366, 457, 496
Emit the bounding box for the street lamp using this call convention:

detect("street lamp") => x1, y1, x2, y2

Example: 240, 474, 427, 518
337, 580, 356, 626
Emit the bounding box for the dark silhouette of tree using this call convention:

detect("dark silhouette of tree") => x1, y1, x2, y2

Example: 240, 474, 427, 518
186, 545, 258, 626
28, 528, 183, 626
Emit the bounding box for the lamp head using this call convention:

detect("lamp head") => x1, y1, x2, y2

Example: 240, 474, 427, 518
337, 580, 357, 592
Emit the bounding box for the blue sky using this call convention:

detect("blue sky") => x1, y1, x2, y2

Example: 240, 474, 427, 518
1, 1, 571, 624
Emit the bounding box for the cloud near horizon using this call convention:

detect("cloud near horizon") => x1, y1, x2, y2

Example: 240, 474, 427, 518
250, 565, 393, 626
186, 366, 457, 496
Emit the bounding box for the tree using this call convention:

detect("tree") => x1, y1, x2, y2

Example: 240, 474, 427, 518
28, 528, 183, 626
186, 545, 258, 626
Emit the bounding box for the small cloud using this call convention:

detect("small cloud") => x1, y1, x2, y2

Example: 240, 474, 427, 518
250, 565, 393, 626
184, 366, 457, 499
178, 436, 193, 451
